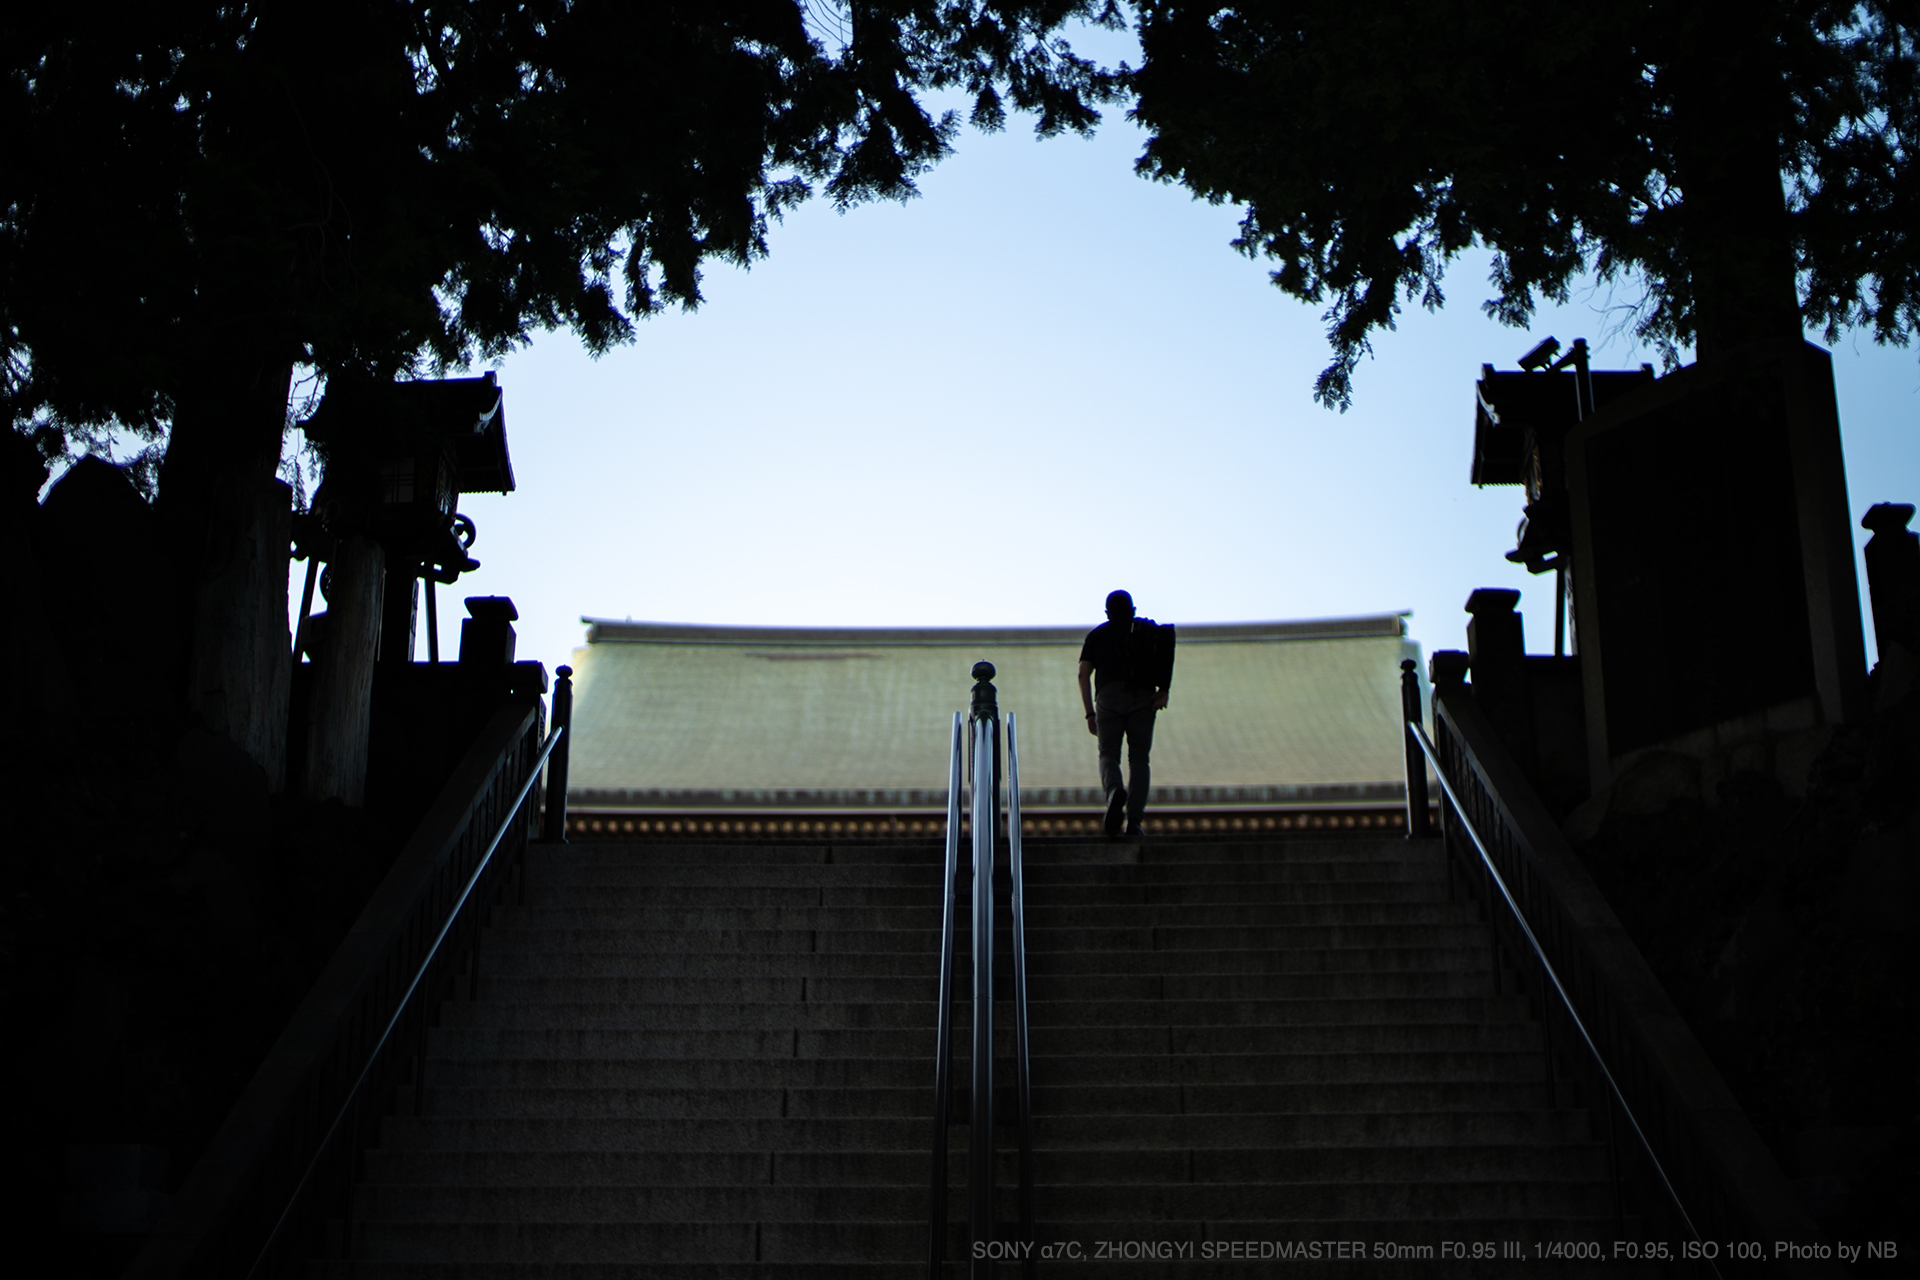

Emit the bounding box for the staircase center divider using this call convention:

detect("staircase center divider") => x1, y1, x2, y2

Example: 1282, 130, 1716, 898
929, 670, 1035, 1278
1412, 682, 1842, 1276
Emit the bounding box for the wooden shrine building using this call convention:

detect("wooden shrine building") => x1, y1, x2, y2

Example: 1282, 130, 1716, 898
560, 614, 1425, 838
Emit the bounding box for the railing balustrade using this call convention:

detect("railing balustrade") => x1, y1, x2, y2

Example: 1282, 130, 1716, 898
127, 691, 568, 1280
1415, 683, 1840, 1276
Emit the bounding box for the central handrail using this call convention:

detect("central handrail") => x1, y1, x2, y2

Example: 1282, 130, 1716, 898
1004, 715, 1036, 1280
967, 712, 997, 1274
928, 713, 964, 1273
930, 679, 1036, 1277
1405, 718, 1713, 1270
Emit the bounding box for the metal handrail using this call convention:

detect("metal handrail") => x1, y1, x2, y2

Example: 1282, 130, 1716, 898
927, 712, 964, 1275
1406, 717, 1713, 1268
967, 713, 996, 1277
246, 723, 566, 1278
1004, 715, 1036, 1280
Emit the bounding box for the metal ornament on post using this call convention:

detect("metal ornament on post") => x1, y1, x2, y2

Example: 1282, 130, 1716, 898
542, 665, 574, 842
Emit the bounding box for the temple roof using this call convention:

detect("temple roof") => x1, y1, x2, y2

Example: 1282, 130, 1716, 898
566, 614, 1423, 811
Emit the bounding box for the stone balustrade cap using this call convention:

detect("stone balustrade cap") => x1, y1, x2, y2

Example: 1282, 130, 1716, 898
1464, 588, 1521, 615
1861, 502, 1915, 534
465, 595, 519, 622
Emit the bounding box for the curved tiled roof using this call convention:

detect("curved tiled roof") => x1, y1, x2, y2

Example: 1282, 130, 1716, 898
567, 614, 1422, 811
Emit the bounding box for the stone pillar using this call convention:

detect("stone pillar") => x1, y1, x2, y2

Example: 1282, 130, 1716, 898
459, 596, 518, 676
303, 535, 385, 805
1429, 650, 1471, 693
1861, 502, 1920, 710
186, 477, 294, 790
1861, 503, 1919, 650
1465, 588, 1532, 765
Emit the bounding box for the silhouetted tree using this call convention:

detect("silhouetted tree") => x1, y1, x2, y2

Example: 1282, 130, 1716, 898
1127, 2, 1919, 406
0, 1, 1119, 751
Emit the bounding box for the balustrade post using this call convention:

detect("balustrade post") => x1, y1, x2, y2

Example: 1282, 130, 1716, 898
1400, 660, 1432, 838
1429, 653, 1471, 909
541, 665, 574, 842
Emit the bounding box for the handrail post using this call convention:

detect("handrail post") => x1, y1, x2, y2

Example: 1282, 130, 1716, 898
541, 664, 573, 842
1428, 651, 1470, 897
1399, 659, 1431, 838
968, 662, 998, 1279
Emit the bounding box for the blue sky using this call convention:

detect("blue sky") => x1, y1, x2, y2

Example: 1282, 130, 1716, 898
410, 103, 1916, 690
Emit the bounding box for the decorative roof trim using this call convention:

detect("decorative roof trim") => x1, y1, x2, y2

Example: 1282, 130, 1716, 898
569, 781, 1407, 811
580, 614, 1409, 647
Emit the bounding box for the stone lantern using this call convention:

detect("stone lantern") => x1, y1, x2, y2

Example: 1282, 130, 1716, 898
291, 374, 516, 805
1470, 338, 1654, 654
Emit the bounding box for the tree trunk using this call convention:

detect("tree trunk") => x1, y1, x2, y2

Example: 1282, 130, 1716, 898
185, 477, 294, 790
158, 352, 296, 778
302, 535, 384, 806
1671, 4, 1803, 357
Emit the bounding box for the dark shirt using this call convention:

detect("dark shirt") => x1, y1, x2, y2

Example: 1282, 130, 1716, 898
1081, 620, 1162, 692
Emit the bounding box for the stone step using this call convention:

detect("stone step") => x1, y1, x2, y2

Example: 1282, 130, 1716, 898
434, 993, 1530, 1032
1008, 1263, 1652, 1280
351, 1175, 1613, 1226
526, 837, 1419, 868
472, 943, 1495, 979
423, 1048, 1559, 1091
487, 900, 1479, 931
405, 1078, 1566, 1121
425, 1019, 1547, 1061
358, 1141, 1610, 1187
320, 1261, 1651, 1280
467, 967, 1506, 1006
1025, 854, 1448, 881
527, 856, 1445, 891
1015, 838, 1433, 865
345, 1213, 1626, 1264
525, 842, 935, 868
480, 921, 1494, 955
378, 1108, 1594, 1153
519, 879, 1453, 909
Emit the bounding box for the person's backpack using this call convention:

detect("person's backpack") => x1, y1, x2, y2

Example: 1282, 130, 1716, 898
1123, 617, 1176, 690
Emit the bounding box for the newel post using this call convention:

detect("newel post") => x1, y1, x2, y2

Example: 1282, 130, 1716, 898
542, 664, 574, 843
1400, 659, 1432, 838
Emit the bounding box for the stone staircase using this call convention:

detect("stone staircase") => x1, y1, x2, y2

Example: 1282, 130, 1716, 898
1023, 835, 1630, 1277
324, 832, 1632, 1275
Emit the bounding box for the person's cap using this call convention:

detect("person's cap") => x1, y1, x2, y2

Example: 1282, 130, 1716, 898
1105, 590, 1135, 617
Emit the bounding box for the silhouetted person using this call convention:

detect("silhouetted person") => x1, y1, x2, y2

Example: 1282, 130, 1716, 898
1078, 590, 1175, 836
